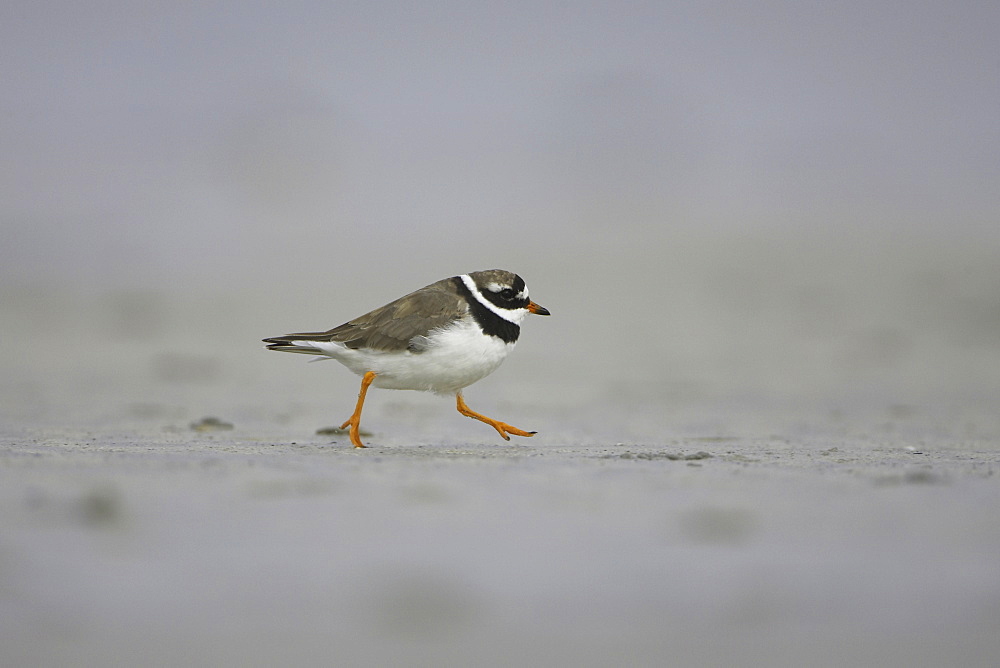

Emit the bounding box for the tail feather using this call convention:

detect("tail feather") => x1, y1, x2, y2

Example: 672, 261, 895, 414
264, 331, 334, 343
264, 332, 333, 355
264, 343, 324, 355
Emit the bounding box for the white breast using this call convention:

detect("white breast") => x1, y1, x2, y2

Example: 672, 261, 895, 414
298, 319, 516, 394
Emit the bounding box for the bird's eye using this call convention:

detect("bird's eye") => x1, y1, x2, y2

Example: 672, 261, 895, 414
500, 288, 515, 299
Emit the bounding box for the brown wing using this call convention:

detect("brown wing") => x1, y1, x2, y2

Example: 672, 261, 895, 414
263, 276, 467, 353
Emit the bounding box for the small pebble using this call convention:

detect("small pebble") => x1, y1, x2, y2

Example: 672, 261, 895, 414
190, 416, 234, 432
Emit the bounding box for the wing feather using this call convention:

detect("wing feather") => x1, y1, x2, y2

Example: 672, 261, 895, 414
263, 277, 466, 353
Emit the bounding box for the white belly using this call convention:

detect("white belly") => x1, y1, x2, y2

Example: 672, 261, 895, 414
300, 320, 516, 394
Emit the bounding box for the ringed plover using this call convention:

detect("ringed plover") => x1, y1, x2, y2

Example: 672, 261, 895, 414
264, 269, 550, 448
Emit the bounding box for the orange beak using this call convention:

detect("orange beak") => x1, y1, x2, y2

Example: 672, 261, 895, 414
527, 301, 551, 316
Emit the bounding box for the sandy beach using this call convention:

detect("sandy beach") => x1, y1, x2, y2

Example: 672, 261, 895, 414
5, 3, 1000, 665
3, 292, 999, 667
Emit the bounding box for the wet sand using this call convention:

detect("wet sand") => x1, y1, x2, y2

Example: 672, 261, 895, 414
2, 404, 999, 667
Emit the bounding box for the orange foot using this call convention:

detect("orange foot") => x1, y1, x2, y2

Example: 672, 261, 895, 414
340, 371, 377, 448
455, 393, 536, 441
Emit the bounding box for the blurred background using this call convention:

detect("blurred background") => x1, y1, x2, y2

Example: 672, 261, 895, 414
3, 0, 999, 435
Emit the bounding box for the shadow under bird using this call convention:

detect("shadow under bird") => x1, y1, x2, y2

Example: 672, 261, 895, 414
263, 269, 551, 448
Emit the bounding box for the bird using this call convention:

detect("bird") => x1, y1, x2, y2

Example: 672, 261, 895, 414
263, 269, 551, 448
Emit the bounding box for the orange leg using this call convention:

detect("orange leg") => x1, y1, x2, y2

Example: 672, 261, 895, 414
340, 371, 377, 448
455, 392, 536, 441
